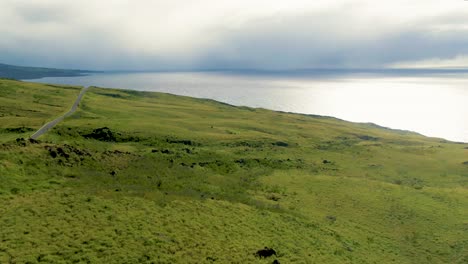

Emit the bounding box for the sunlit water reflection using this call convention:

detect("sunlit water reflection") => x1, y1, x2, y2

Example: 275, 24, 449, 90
29, 71, 468, 142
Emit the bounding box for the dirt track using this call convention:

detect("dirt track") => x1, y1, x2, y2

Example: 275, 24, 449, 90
30, 86, 89, 139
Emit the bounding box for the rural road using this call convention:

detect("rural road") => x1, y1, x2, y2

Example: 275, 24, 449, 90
30, 86, 89, 140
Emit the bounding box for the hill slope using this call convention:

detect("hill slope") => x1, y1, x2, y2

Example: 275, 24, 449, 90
0, 63, 92, 79
0, 79, 467, 263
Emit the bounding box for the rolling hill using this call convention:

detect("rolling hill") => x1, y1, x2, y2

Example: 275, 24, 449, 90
0, 63, 92, 80
0, 79, 467, 263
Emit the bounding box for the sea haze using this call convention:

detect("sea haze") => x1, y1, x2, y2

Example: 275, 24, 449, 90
28, 70, 468, 143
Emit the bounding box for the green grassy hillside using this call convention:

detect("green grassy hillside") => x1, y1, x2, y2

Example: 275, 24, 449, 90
1, 79, 467, 263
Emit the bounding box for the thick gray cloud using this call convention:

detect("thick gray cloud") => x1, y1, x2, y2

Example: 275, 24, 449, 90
1, 0, 468, 70
197, 9, 468, 69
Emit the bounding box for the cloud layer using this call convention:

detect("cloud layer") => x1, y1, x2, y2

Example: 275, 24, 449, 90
1, 0, 468, 70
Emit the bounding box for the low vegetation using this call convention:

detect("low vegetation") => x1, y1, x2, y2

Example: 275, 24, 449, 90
1, 79, 467, 263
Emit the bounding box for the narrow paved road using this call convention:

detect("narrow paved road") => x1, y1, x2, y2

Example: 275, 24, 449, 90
30, 86, 89, 140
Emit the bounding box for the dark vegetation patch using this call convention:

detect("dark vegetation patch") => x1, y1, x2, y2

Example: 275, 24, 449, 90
224, 140, 285, 148
234, 158, 304, 169
28, 138, 40, 144
15, 137, 26, 146
406, 177, 425, 190
43, 84, 79, 90
266, 193, 281, 201
195, 160, 238, 174
84, 127, 117, 141
182, 148, 193, 154
316, 137, 359, 151
357, 135, 379, 141
462, 161, 468, 166
52, 127, 143, 143
326, 215, 337, 223
391, 178, 428, 188
40, 102, 63, 107
45, 144, 91, 166
94, 91, 125, 98
387, 139, 425, 146
206, 256, 217, 262
70, 127, 142, 142
272, 141, 289, 147
121, 89, 146, 97
10, 187, 20, 194
4, 126, 34, 133
102, 150, 132, 156
224, 140, 267, 148
166, 138, 198, 146
255, 247, 277, 258
161, 149, 173, 154
151, 148, 183, 155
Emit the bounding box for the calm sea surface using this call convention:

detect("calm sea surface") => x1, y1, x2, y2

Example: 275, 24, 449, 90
28, 71, 468, 142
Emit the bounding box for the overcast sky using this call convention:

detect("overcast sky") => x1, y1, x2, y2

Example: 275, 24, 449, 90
1, 0, 468, 70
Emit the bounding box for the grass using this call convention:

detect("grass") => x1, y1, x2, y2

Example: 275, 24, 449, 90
0, 79, 467, 263
0, 79, 81, 142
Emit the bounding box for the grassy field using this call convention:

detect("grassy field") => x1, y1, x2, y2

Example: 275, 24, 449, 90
0, 79, 467, 263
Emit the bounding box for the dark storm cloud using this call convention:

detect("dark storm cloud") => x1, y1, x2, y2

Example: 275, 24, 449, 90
195, 11, 468, 69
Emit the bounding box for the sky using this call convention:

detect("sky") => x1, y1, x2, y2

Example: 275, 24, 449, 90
1, 0, 468, 70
